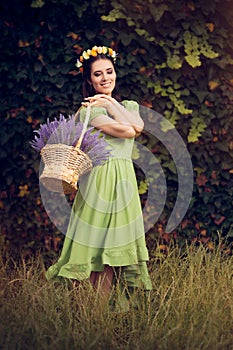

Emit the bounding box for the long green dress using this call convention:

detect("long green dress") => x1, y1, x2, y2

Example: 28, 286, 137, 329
45, 100, 152, 291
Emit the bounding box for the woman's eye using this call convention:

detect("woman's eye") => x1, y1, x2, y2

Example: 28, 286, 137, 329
93, 70, 113, 77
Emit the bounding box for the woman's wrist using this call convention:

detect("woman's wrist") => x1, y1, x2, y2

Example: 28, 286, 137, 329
107, 105, 118, 118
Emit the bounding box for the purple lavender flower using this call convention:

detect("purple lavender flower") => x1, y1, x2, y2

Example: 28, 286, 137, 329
81, 129, 111, 166
30, 114, 111, 166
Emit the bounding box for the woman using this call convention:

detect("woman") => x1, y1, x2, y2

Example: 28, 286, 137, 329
46, 46, 152, 305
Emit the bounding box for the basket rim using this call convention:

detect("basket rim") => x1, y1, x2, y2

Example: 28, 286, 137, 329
40, 143, 91, 158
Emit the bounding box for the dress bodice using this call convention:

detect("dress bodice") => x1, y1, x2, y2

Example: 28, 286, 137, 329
79, 99, 139, 160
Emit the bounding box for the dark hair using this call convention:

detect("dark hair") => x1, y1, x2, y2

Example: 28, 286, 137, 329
82, 54, 120, 100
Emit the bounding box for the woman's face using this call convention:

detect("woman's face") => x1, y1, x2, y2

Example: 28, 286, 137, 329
89, 59, 116, 96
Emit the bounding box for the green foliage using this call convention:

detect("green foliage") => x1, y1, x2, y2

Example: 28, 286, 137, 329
183, 29, 219, 68
101, 0, 232, 142
0, 0, 106, 255
31, 0, 45, 8
0, 0, 233, 256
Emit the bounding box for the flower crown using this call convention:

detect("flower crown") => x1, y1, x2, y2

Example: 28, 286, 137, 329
76, 46, 117, 72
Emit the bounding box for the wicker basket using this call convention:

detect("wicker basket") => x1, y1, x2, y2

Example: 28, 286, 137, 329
39, 105, 92, 194
40, 144, 92, 194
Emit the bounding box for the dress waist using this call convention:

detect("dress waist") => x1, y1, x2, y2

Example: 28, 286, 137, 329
106, 137, 134, 159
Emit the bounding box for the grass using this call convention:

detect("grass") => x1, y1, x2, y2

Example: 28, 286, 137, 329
0, 245, 232, 350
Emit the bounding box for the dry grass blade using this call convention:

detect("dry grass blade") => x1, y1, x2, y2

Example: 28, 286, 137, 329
0, 246, 232, 350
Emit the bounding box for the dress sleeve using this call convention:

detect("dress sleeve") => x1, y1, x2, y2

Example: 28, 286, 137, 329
121, 100, 139, 112
79, 106, 108, 125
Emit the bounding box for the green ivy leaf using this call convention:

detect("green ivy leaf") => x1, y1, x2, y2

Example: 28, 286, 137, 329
31, 0, 45, 8
132, 143, 140, 160
188, 116, 207, 142
138, 179, 148, 194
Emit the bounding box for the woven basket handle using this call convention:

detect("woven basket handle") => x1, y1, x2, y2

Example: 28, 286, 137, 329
74, 104, 91, 149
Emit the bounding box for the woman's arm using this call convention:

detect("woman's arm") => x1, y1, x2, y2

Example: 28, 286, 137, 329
84, 95, 144, 135
89, 113, 136, 138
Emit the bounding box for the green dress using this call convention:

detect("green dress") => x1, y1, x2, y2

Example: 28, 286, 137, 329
45, 100, 152, 290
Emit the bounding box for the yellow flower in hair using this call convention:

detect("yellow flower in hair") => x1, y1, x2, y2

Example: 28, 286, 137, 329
87, 49, 92, 55
92, 45, 98, 51
91, 49, 98, 56
108, 48, 113, 56
79, 56, 84, 62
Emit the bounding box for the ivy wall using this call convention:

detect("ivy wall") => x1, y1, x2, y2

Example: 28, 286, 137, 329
1, 0, 233, 258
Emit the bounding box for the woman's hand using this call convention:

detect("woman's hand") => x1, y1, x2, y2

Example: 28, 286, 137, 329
82, 94, 119, 115
84, 94, 117, 104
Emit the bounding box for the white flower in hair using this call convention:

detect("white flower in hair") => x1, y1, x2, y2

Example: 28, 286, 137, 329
102, 46, 108, 54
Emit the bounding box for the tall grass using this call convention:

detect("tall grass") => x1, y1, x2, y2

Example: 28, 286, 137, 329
0, 245, 232, 350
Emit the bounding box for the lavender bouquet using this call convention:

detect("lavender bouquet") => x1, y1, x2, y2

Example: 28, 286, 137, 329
30, 114, 111, 166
